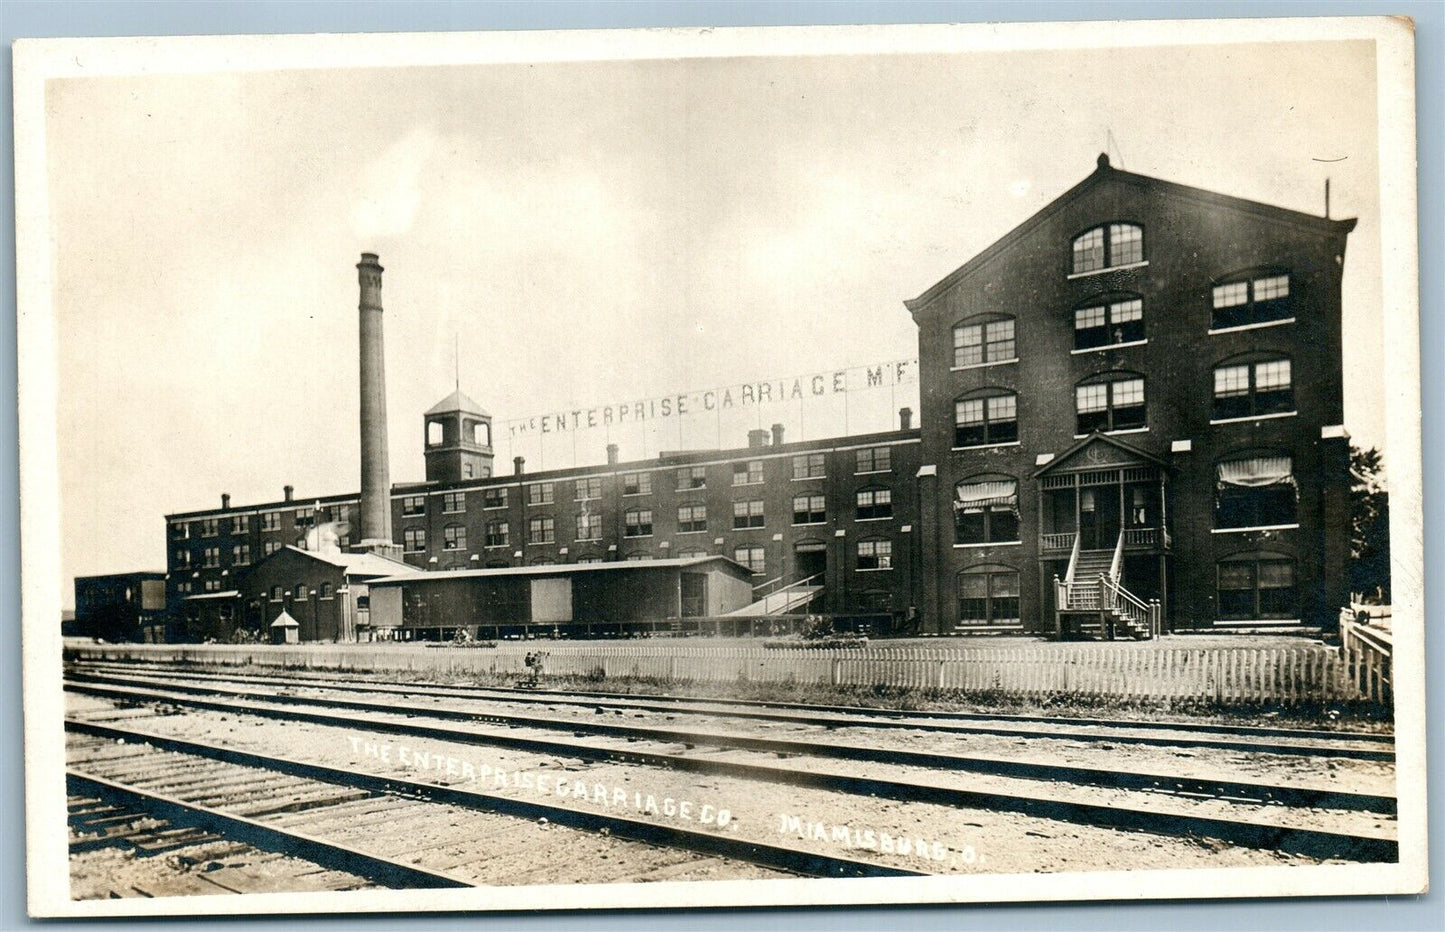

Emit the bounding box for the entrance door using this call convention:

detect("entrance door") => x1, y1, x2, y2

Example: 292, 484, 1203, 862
794, 541, 827, 582
1079, 485, 1121, 550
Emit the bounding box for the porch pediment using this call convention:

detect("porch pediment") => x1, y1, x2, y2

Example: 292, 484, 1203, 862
1032, 431, 1166, 478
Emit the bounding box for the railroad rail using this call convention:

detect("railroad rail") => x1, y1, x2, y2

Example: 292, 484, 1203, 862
66, 679, 1398, 862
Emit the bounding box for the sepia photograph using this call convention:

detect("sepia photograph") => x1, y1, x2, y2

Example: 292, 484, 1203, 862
14, 14, 1425, 917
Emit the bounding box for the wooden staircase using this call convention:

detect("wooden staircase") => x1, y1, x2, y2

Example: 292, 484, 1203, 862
1054, 535, 1161, 640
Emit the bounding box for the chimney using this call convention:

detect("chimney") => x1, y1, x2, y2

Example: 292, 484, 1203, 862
514, 455, 526, 476
899, 407, 914, 430
283, 485, 294, 503
221, 493, 231, 510
606, 443, 619, 465
771, 423, 785, 446
747, 428, 770, 449
356, 252, 393, 548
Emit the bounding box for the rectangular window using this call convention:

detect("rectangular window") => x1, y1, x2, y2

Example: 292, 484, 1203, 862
261, 512, 281, 532
732, 460, 765, 486
231, 515, 249, 534
856, 446, 892, 473
232, 544, 251, 566
622, 472, 652, 496
170, 522, 190, 540
958, 571, 1021, 625
485, 520, 510, 547
483, 487, 507, 509
1076, 378, 1145, 433
1214, 359, 1294, 420
856, 488, 893, 520
527, 483, 555, 506
1109, 223, 1143, 266
294, 507, 314, 527
401, 496, 425, 516
677, 466, 706, 490
443, 525, 466, 551
203, 547, 221, 568
200, 518, 220, 538
733, 546, 766, 574
857, 539, 892, 570
575, 512, 602, 541
677, 503, 707, 533
732, 500, 766, 529
1218, 559, 1298, 619
264, 541, 281, 556
204, 578, 222, 593
793, 494, 826, 525
792, 453, 826, 479
442, 492, 466, 514
403, 528, 427, 552
575, 477, 603, 501
624, 510, 653, 537
954, 393, 1018, 447
528, 516, 555, 544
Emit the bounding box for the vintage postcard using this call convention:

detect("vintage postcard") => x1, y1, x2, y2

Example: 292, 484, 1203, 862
15, 15, 1424, 917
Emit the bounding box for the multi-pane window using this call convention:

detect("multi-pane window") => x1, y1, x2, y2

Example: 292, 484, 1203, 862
954, 479, 1020, 544
1074, 296, 1144, 349
528, 516, 555, 545
232, 515, 250, 534
1213, 358, 1294, 420
858, 539, 893, 570
952, 317, 1016, 367
732, 460, 765, 486
401, 496, 425, 517
261, 512, 281, 532
733, 546, 766, 574
575, 512, 602, 541
624, 509, 653, 537
1076, 376, 1146, 433
200, 518, 220, 538
856, 488, 893, 520
677, 504, 707, 533
792, 453, 826, 479
527, 483, 555, 506
232, 544, 251, 566
443, 525, 466, 551
677, 466, 707, 490
442, 492, 466, 514
575, 477, 603, 501
624, 552, 651, 562
403, 527, 427, 552
623, 472, 652, 496
319, 582, 333, 600
1211, 273, 1292, 329
856, 446, 892, 474
1218, 557, 1298, 619
676, 549, 708, 560
957, 569, 1021, 626
1215, 456, 1297, 529
295, 507, 314, 527
264, 541, 281, 557
576, 555, 603, 564
483, 487, 507, 509
270, 585, 283, 602
174, 548, 191, 567
1071, 223, 1144, 274
792, 494, 826, 525
295, 584, 308, 601
954, 391, 1018, 447
170, 522, 190, 540
202, 547, 221, 568
732, 500, 765, 529
485, 520, 510, 547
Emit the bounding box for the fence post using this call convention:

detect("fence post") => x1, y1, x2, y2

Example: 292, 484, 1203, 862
830, 657, 841, 686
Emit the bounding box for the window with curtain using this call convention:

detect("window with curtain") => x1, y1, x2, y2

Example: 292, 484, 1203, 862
957, 567, 1021, 625
954, 478, 1020, 544
1215, 455, 1297, 528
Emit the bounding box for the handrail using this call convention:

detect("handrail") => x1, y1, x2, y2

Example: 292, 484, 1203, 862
1065, 531, 1082, 584
755, 572, 825, 613
1109, 530, 1124, 584
751, 574, 785, 594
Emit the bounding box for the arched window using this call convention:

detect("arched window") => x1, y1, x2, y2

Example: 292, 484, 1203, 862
295, 584, 308, 601
468, 420, 490, 446
676, 549, 708, 560
792, 494, 826, 525
1217, 552, 1298, 620
952, 314, 1016, 368
319, 582, 333, 600
1212, 354, 1294, 420
1211, 269, 1292, 330
1071, 223, 1143, 274
954, 389, 1018, 448
443, 524, 466, 551
1215, 453, 1298, 529
624, 508, 653, 537
1073, 293, 1144, 349
1075, 372, 1145, 434
677, 502, 707, 533
270, 585, 283, 602
857, 538, 893, 570
954, 476, 1020, 545
529, 556, 556, 566
856, 486, 893, 520
957, 564, 1021, 626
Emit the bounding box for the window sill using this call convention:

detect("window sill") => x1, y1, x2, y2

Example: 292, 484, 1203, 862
441, 510, 465, 516
1208, 317, 1295, 336
1071, 339, 1148, 355
574, 537, 602, 543
953, 541, 1023, 549
482, 505, 508, 510
791, 475, 827, 482
854, 469, 893, 477
525, 502, 555, 508
677, 530, 708, 535
1210, 411, 1298, 425
1067, 259, 1149, 280
624, 534, 654, 540
856, 567, 894, 573
792, 521, 828, 527
525, 541, 557, 546
1211, 524, 1300, 534
732, 480, 765, 488
484, 544, 510, 549
951, 441, 1021, 451
1073, 427, 1148, 439
621, 492, 651, 497
950, 357, 1019, 373
855, 516, 895, 522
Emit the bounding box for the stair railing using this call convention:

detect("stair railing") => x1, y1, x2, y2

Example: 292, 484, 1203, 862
759, 572, 824, 613
1108, 529, 1125, 585
1101, 576, 1155, 638
1064, 531, 1082, 584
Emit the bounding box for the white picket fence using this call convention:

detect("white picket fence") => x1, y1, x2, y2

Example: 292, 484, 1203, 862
67, 640, 1380, 706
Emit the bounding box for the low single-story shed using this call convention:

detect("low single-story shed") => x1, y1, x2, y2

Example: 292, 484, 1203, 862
368, 556, 757, 640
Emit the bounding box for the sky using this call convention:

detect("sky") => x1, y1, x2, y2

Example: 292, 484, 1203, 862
44, 36, 1384, 600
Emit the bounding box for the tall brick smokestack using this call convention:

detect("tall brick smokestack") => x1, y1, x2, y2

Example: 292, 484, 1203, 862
356, 253, 392, 548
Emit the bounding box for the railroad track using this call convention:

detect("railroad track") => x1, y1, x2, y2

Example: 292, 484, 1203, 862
66, 663, 1394, 761
65, 675, 1398, 864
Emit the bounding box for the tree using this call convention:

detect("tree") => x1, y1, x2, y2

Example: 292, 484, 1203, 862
1348, 445, 1391, 603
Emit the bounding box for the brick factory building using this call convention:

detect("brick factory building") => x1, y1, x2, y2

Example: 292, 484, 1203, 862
154, 155, 1355, 641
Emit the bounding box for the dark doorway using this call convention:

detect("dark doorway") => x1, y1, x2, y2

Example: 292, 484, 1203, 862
680, 573, 706, 617
1079, 485, 1121, 550
794, 541, 827, 582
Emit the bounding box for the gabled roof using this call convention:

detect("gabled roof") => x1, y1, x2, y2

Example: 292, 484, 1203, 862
1032, 431, 1168, 478
905, 153, 1357, 318
286, 545, 414, 577
425, 389, 489, 417
269, 610, 299, 628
